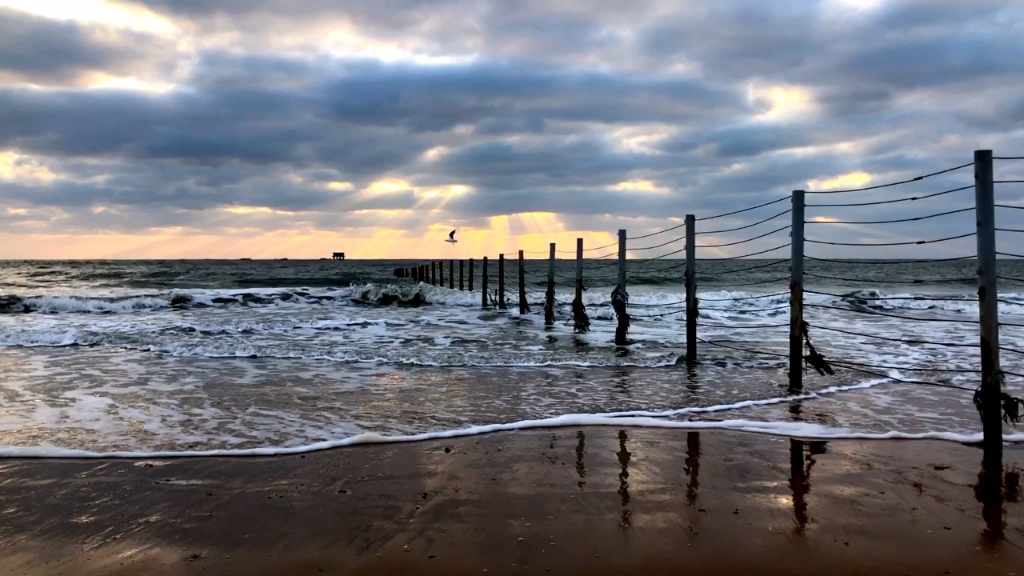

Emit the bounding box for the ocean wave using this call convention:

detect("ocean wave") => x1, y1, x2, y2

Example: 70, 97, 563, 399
3, 284, 1022, 321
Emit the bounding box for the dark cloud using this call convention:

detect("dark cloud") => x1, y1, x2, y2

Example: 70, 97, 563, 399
0, 7, 176, 85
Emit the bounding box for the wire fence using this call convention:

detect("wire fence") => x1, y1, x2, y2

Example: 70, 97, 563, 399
391, 151, 1024, 443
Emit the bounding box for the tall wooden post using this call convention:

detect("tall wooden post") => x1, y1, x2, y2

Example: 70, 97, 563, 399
789, 190, 805, 394
469, 258, 475, 292
575, 238, 584, 303
431, 261, 436, 286
975, 149, 1002, 467
518, 250, 529, 314
685, 214, 697, 364
449, 260, 454, 290
481, 257, 489, 308
459, 260, 465, 291
439, 260, 444, 287
545, 243, 556, 326
498, 254, 507, 310
615, 229, 628, 346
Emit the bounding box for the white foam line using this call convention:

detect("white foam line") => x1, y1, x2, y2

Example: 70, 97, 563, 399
1, 417, 1020, 459
592, 379, 891, 419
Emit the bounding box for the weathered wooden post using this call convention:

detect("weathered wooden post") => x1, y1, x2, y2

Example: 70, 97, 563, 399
459, 260, 465, 291
439, 260, 444, 287
576, 239, 583, 303
449, 260, 454, 290
469, 258, 475, 292
614, 229, 629, 346
518, 250, 529, 314
498, 254, 507, 310
545, 243, 556, 326
789, 190, 805, 394
572, 238, 589, 333
685, 214, 697, 364
975, 149, 1002, 468
481, 257, 489, 308
431, 261, 436, 286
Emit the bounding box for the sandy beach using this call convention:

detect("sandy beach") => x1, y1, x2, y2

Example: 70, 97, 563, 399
0, 429, 1021, 575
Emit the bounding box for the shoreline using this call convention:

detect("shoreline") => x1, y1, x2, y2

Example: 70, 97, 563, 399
1, 428, 1022, 575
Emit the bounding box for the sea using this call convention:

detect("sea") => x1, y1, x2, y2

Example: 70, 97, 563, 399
1, 258, 1023, 457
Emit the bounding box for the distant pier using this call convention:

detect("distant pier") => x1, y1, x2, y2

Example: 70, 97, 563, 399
332, 252, 346, 260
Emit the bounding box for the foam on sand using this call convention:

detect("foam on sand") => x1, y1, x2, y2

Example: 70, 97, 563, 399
3, 414, 1021, 459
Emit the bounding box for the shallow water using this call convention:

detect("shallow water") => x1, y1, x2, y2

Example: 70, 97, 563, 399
1, 259, 1023, 455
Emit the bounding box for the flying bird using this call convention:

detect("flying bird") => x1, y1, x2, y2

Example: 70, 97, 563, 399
445, 230, 458, 244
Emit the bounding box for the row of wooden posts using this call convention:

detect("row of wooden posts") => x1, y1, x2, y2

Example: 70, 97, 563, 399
391, 249, 536, 311
391, 150, 1006, 468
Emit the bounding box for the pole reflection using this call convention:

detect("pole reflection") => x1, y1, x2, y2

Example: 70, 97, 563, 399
685, 432, 700, 507
788, 439, 825, 534
974, 454, 1006, 548
617, 430, 632, 529
789, 440, 808, 534
575, 430, 586, 489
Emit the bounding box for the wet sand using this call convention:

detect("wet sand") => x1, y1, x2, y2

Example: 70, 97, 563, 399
1, 429, 1022, 575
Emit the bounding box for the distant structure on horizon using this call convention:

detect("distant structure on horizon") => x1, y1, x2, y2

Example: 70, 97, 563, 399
332, 252, 346, 260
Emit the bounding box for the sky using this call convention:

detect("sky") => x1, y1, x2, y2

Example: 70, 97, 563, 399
0, 0, 1022, 259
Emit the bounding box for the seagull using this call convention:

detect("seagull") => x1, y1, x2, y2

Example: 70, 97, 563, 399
445, 230, 458, 244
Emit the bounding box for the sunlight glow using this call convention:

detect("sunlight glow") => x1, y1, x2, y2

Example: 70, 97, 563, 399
417, 184, 471, 200
222, 206, 297, 215
807, 171, 872, 191
0, 151, 58, 182
327, 181, 355, 191
749, 84, 817, 121
365, 178, 412, 194
611, 179, 663, 192
81, 73, 178, 92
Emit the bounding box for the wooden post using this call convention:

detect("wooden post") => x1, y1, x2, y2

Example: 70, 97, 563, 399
789, 190, 805, 394
469, 258, 475, 292
439, 260, 444, 287
498, 254, 507, 310
975, 149, 1002, 467
481, 257, 489, 308
518, 250, 529, 314
449, 260, 454, 290
685, 214, 697, 364
615, 229, 628, 346
431, 261, 436, 286
618, 230, 627, 289
459, 260, 465, 291
575, 238, 583, 303
545, 243, 556, 326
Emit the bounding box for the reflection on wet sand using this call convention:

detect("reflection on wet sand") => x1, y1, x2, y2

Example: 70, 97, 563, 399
685, 432, 700, 507
974, 455, 1022, 548
575, 430, 587, 489
789, 439, 826, 534
617, 430, 632, 529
